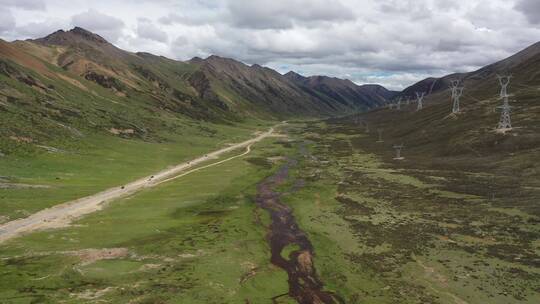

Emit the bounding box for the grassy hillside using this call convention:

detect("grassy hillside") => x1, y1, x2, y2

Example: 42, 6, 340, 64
349, 59, 540, 180
0, 26, 393, 172
396, 42, 540, 103
0, 36, 275, 222
1, 27, 390, 149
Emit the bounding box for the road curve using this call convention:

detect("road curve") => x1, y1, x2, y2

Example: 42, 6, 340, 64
0, 125, 279, 244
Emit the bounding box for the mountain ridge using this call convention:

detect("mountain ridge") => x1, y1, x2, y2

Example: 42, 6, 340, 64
3, 26, 540, 153
0, 27, 394, 152
30, 27, 390, 117
285, 71, 397, 110
396, 41, 540, 101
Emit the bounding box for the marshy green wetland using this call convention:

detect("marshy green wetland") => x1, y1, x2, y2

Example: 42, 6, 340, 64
1, 120, 538, 303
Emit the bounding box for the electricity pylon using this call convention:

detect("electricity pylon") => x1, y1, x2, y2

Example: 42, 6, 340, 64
396, 97, 402, 110
450, 80, 464, 113
453, 86, 464, 113
496, 75, 513, 130
497, 101, 512, 130
497, 75, 512, 99
416, 92, 425, 111
393, 144, 404, 160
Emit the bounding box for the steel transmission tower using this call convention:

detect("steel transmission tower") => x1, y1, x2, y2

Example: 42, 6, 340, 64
497, 101, 512, 130
496, 75, 513, 130
497, 75, 512, 99
450, 80, 464, 113
416, 92, 425, 111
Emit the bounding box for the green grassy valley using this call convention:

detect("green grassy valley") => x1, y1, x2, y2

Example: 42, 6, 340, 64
1, 21, 539, 304
1, 120, 538, 303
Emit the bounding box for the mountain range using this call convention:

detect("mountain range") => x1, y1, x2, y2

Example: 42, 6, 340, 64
1, 27, 393, 120
1, 27, 540, 152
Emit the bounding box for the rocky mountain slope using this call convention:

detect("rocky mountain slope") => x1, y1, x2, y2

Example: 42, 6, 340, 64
187, 56, 353, 117
285, 71, 397, 110
0, 27, 393, 156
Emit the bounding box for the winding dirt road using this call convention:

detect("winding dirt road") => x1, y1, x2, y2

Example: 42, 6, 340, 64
0, 125, 279, 244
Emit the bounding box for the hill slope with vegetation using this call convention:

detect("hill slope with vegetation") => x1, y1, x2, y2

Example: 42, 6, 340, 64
0, 27, 392, 158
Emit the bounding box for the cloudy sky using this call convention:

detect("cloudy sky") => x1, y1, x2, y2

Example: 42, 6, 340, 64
1, 0, 539, 90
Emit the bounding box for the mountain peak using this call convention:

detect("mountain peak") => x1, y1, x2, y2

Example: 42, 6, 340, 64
200, 55, 249, 72
188, 56, 204, 64
284, 71, 307, 82
204, 55, 243, 64
69, 27, 107, 43
35, 27, 109, 45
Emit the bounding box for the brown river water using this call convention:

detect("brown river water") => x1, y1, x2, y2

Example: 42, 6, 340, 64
255, 158, 344, 304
